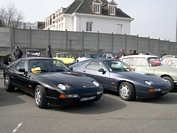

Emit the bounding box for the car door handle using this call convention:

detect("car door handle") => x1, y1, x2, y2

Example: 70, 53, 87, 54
83, 70, 86, 72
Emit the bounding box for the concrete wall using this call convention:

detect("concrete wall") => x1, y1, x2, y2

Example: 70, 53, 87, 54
0, 27, 177, 60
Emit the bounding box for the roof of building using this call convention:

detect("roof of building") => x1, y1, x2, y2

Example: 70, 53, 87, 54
63, 0, 131, 18
38, 23, 45, 29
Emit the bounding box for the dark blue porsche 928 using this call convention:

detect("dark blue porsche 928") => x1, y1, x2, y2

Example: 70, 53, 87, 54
69, 59, 170, 101
3, 57, 103, 108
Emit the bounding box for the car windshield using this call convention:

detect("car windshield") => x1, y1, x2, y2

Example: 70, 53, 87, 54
86, 54, 97, 58
103, 60, 133, 72
57, 54, 71, 58
147, 57, 163, 66
29, 59, 70, 74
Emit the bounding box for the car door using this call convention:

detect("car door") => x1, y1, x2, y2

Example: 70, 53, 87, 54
82, 61, 110, 89
13, 60, 33, 94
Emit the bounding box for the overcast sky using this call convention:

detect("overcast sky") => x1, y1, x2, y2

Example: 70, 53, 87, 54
1, 0, 177, 42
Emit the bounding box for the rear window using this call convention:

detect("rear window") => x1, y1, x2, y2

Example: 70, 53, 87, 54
26, 51, 40, 57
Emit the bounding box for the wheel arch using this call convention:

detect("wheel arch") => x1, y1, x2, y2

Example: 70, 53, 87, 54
117, 80, 136, 92
160, 74, 174, 80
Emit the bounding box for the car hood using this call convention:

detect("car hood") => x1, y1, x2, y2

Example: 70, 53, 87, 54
40, 72, 97, 89
113, 71, 168, 85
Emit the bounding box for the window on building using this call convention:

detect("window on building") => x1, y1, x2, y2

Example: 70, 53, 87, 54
110, 6, 115, 15
86, 22, 92, 31
95, 4, 100, 14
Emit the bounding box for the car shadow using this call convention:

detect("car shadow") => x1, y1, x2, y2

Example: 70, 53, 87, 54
100, 90, 177, 105
0, 88, 26, 107
47, 93, 127, 114
136, 92, 177, 104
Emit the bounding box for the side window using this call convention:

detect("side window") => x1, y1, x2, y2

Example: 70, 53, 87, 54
15, 60, 28, 71
86, 22, 92, 31
134, 57, 147, 67
86, 61, 105, 70
122, 58, 134, 66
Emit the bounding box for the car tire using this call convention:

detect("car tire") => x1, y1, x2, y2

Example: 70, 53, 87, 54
119, 82, 135, 101
162, 76, 174, 92
4, 75, 15, 92
35, 85, 47, 108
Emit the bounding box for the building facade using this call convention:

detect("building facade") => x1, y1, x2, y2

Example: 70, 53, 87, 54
44, 0, 134, 34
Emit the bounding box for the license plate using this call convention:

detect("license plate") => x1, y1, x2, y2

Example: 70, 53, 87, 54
80, 96, 96, 101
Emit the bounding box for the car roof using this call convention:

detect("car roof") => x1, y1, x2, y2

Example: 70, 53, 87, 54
81, 58, 120, 62
121, 55, 158, 58
85, 53, 97, 54
55, 53, 69, 54
25, 49, 40, 51
163, 58, 177, 60
21, 57, 55, 60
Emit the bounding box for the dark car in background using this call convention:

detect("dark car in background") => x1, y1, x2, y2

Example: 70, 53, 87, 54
3, 57, 103, 108
69, 59, 170, 101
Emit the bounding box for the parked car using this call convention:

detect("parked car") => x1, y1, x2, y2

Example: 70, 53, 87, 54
53, 53, 75, 66
161, 55, 177, 61
99, 52, 116, 59
3, 57, 103, 108
69, 59, 170, 101
163, 58, 177, 68
75, 53, 98, 62
121, 55, 177, 91
25, 49, 40, 57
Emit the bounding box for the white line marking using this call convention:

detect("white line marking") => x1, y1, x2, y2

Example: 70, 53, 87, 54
13, 122, 23, 133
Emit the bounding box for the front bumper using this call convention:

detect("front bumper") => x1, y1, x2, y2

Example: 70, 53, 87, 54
46, 93, 103, 106
136, 90, 169, 99
46, 88, 103, 106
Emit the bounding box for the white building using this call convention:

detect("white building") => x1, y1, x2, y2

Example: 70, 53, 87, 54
44, 0, 134, 34
17, 22, 35, 29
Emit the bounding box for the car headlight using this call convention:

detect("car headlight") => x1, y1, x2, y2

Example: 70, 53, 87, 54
145, 80, 153, 86
92, 81, 100, 87
58, 84, 67, 90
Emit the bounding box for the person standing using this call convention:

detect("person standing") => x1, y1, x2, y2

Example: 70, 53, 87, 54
46, 44, 52, 58
14, 46, 23, 60
131, 50, 138, 55
118, 49, 126, 58
126, 50, 132, 56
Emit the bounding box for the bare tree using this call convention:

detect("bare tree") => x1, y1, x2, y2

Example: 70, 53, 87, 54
0, 3, 25, 28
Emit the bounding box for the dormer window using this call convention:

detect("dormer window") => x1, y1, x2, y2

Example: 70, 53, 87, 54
108, 0, 117, 16
92, 0, 103, 14
95, 4, 100, 14
110, 6, 115, 15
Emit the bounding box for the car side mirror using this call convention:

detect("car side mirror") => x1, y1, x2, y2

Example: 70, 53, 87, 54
19, 68, 26, 72
98, 68, 106, 74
